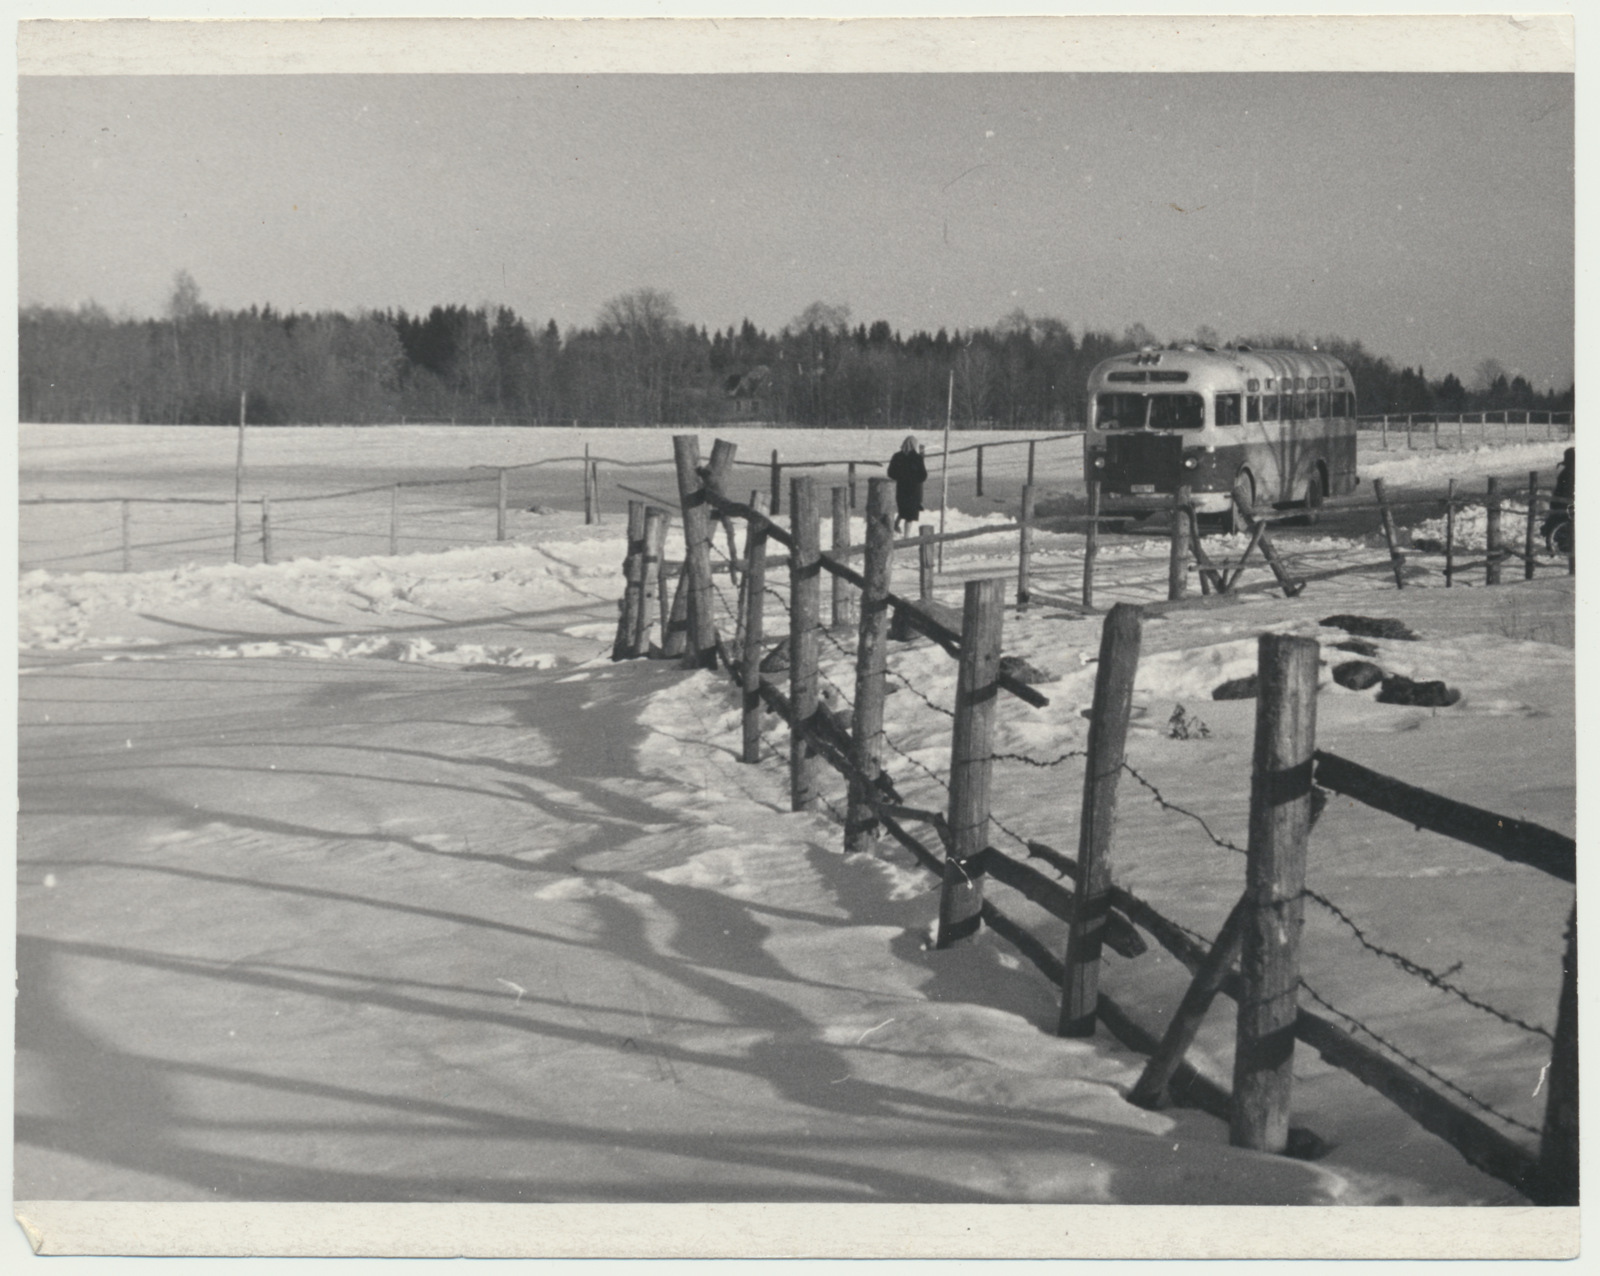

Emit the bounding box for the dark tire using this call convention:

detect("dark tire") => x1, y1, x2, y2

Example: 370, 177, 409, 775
1552, 519, 1574, 557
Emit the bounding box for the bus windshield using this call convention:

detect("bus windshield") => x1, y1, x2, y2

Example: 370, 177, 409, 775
1096, 392, 1205, 430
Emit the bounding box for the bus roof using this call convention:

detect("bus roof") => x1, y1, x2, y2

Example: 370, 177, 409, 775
1088, 346, 1354, 392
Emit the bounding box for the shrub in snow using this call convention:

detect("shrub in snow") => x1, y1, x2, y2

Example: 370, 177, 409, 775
1167, 704, 1211, 739
1332, 660, 1385, 691
1320, 614, 1419, 642
1376, 674, 1461, 707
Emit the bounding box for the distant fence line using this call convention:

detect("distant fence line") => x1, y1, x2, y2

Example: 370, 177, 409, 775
1357, 411, 1573, 451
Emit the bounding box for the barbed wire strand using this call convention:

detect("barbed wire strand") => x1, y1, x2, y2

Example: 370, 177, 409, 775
1120, 761, 1248, 856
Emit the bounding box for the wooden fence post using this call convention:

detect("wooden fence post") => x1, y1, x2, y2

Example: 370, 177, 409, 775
661, 565, 686, 658
848, 462, 858, 510
590, 459, 602, 522
1380, 414, 1388, 449
390, 483, 400, 555
1373, 478, 1406, 589
1458, 415, 1465, 449
1444, 478, 1456, 588
919, 524, 935, 602
584, 444, 594, 524
1406, 413, 1414, 450
770, 449, 782, 515
1230, 633, 1319, 1154
1027, 439, 1037, 486
1433, 418, 1440, 449
1532, 905, 1578, 1205
1525, 471, 1539, 581
121, 500, 131, 572
936, 577, 1005, 948
637, 507, 667, 656
260, 497, 273, 565
497, 468, 508, 541
612, 500, 647, 661
976, 444, 985, 497
741, 494, 770, 764
831, 486, 853, 633
1168, 487, 1191, 601
789, 476, 822, 811
1059, 603, 1144, 1035
846, 479, 896, 853
1486, 477, 1503, 586
1083, 478, 1100, 610
671, 435, 720, 669
1017, 483, 1035, 608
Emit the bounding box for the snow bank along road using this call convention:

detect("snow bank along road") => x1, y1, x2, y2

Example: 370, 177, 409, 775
13, 433, 1574, 1216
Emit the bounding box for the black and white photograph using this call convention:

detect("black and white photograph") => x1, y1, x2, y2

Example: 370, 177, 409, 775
9, 8, 1580, 1262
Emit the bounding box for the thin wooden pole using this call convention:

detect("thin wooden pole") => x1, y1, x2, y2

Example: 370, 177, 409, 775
1372, 477, 1406, 589
1167, 487, 1191, 601
232, 390, 247, 564
1486, 476, 1503, 586
831, 486, 853, 633
1230, 633, 1319, 1154
672, 435, 721, 669
789, 476, 821, 812
938, 369, 953, 570
1444, 478, 1457, 588
1532, 905, 1578, 1205
1525, 471, 1539, 581
496, 468, 508, 541
390, 483, 400, 555
1082, 477, 1100, 609
1027, 438, 1037, 486
662, 567, 688, 658
741, 493, 770, 764
847, 461, 858, 510
770, 449, 782, 516
846, 479, 896, 853
919, 524, 935, 603
1380, 414, 1388, 449
1130, 897, 1248, 1110
638, 506, 667, 656
584, 443, 594, 524
120, 500, 131, 572
975, 444, 985, 497
936, 577, 1005, 948
1458, 415, 1465, 448
1406, 412, 1414, 450
1059, 603, 1143, 1035
590, 459, 601, 523
260, 497, 273, 565
1017, 483, 1035, 608
612, 500, 647, 661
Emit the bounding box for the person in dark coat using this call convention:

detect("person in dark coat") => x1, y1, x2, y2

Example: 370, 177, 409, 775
886, 435, 928, 531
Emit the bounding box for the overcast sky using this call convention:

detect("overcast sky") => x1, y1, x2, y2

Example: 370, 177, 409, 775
18, 72, 1574, 390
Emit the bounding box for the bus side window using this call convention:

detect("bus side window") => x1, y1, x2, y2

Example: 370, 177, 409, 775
1263, 393, 1279, 421
1215, 393, 1242, 426
1246, 395, 1261, 423
1308, 392, 1324, 420
1289, 393, 1304, 421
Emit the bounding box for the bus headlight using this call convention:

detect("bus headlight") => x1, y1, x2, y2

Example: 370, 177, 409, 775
1182, 454, 1199, 469
1092, 456, 1105, 469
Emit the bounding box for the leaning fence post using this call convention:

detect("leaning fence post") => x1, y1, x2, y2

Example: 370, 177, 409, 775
846, 479, 896, 853
1372, 478, 1406, 589
121, 500, 132, 572
637, 506, 667, 656
789, 476, 822, 811
1444, 478, 1457, 588
612, 500, 647, 661
260, 497, 273, 565
671, 435, 720, 668
1230, 632, 1318, 1154
936, 577, 1005, 948
831, 486, 853, 633
1532, 904, 1578, 1205
661, 566, 687, 658
1525, 471, 1539, 581
741, 494, 770, 764
1486, 477, 1503, 586
1083, 478, 1101, 609
1059, 603, 1144, 1035
1017, 483, 1035, 608
390, 483, 401, 555
496, 468, 508, 541
1168, 486, 1191, 601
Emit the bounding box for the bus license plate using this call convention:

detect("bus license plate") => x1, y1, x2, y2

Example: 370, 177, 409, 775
1131, 483, 1157, 493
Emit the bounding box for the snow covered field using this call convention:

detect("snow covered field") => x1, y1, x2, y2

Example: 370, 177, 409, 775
13, 425, 1577, 1231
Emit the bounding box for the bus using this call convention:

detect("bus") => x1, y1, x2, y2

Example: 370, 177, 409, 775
1084, 345, 1359, 530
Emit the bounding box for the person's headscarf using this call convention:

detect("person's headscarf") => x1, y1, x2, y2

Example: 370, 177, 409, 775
900, 435, 918, 454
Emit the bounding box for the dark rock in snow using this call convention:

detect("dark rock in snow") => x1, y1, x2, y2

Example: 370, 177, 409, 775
999, 654, 1058, 685
1334, 638, 1380, 657
759, 643, 790, 673
1212, 674, 1259, 700
1320, 614, 1419, 642
1332, 660, 1385, 691
1376, 674, 1460, 707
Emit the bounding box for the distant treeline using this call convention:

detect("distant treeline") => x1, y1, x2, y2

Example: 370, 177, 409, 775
18, 275, 1575, 428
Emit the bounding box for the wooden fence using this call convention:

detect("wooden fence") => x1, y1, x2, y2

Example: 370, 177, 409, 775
1358, 411, 1574, 451
608, 433, 1576, 1204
